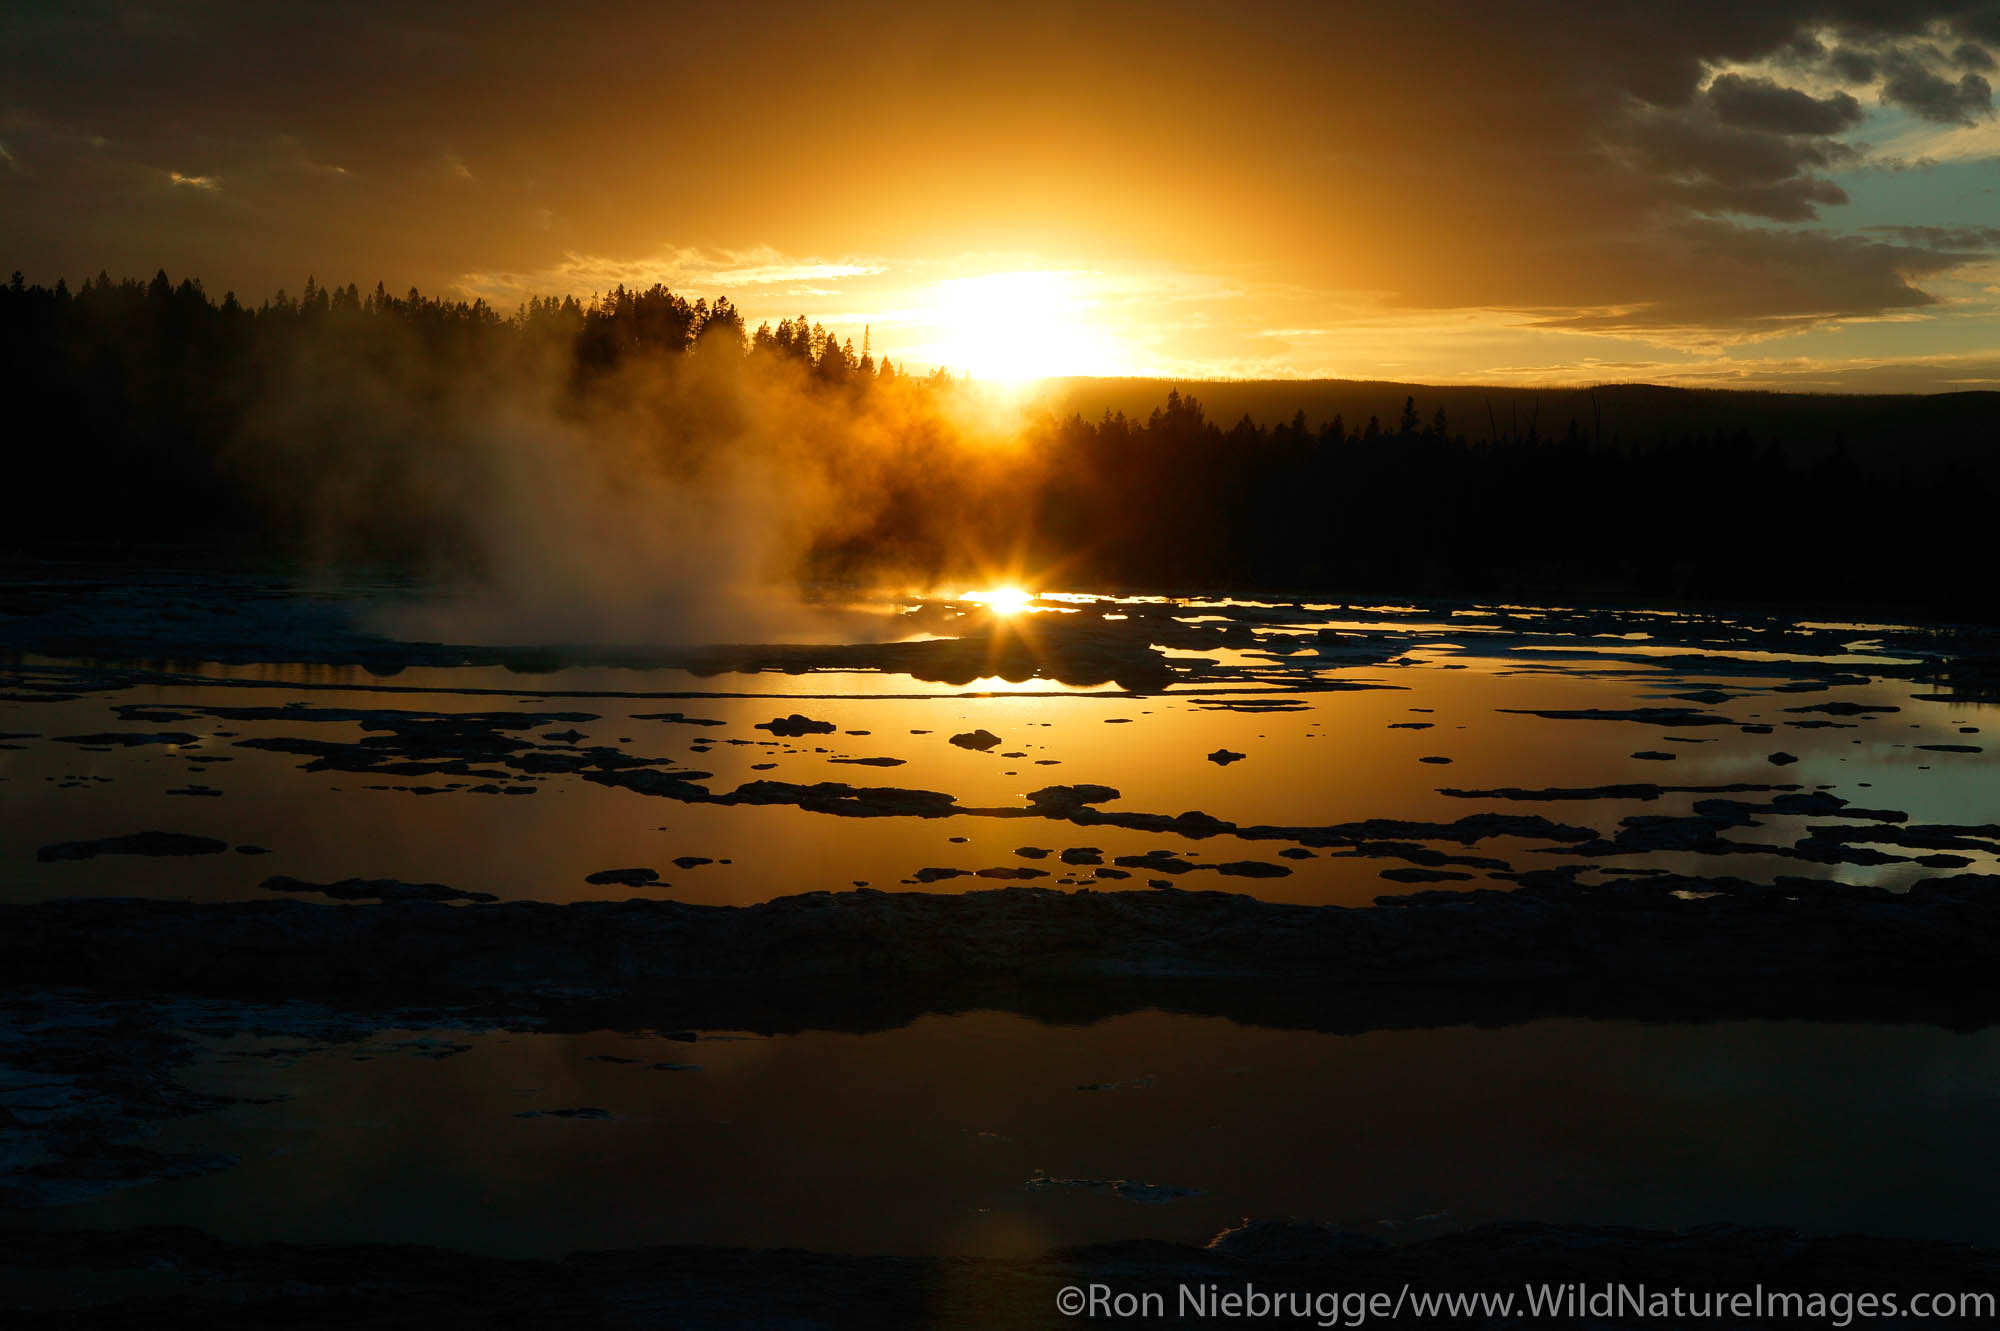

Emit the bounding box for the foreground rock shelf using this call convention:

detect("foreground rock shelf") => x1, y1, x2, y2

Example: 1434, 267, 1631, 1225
6, 878, 1998, 1026
6, 1220, 1995, 1329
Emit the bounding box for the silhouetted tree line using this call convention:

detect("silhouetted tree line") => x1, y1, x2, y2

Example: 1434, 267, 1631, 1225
1011, 389, 1994, 611
2, 269, 1992, 614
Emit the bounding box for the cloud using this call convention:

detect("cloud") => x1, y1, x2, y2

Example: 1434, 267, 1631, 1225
1863, 224, 2000, 249
1516, 220, 1973, 342
1880, 57, 1994, 123
1829, 46, 1880, 83
1616, 105, 1857, 221
4, 0, 1999, 375
1955, 41, 1998, 71
1467, 348, 2000, 393
454, 245, 888, 307
1707, 73, 1864, 135
709, 260, 886, 287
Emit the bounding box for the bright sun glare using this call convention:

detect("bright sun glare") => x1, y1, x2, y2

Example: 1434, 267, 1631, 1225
919, 271, 1126, 383
966, 585, 1035, 615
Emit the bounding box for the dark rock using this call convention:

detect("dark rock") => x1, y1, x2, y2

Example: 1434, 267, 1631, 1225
1379, 867, 1475, 883
1026, 784, 1121, 814
38, 831, 229, 862
51, 731, 201, 747
585, 868, 660, 887
755, 714, 836, 737
111, 705, 203, 722
1499, 707, 1734, 727
1214, 861, 1290, 878
1115, 850, 1197, 874
721, 780, 958, 818
1441, 781, 1801, 802
261, 876, 498, 904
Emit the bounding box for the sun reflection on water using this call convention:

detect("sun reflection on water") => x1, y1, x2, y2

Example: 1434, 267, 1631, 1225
964, 585, 1035, 616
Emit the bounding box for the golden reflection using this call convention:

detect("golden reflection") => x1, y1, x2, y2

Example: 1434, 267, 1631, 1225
965, 585, 1035, 616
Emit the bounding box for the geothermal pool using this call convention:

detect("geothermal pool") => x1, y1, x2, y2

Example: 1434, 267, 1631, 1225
40, 1010, 2000, 1257
3, 576, 1995, 908
5, 571, 1999, 1262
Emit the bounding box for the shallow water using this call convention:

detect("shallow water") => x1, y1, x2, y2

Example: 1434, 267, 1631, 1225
8, 575, 2000, 1260
47, 1010, 2000, 1257
3, 581, 1995, 907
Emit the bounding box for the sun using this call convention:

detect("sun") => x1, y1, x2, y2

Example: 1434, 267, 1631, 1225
915, 271, 1127, 383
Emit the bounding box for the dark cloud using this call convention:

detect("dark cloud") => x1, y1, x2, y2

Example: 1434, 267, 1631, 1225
1670, 177, 1852, 223
1829, 47, 1881, 82
1522, 222, 1962, 336
1623, 114, 1854, 190
1615, 102, 1857, 221
1954, 40, 1998, 69
1772, 32, 1829, 66
1707, 74, 1865, 135
1864, 223, 2000, 248
1880, 57, 1995, 122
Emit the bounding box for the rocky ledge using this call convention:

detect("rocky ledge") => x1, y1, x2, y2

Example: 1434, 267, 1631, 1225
5, 1220, 1995, 1329
4, 876, 1998, 1024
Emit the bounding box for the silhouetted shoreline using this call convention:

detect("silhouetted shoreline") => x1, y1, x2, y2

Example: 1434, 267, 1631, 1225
6, 271, 1994, 616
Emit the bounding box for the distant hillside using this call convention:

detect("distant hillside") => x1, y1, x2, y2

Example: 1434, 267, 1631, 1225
1031, 378, 2000, 461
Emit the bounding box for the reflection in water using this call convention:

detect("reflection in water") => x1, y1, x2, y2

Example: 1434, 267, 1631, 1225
53, 1011, 2000, 1257
3, 591, 1998, 908
959, 585, 1036, 617
10, 584, 2000, 1274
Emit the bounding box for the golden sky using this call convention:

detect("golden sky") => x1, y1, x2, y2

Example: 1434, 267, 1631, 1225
4, 1, 1998, 389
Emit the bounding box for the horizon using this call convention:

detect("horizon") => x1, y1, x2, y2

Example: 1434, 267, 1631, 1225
15, 266, 2000, 401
